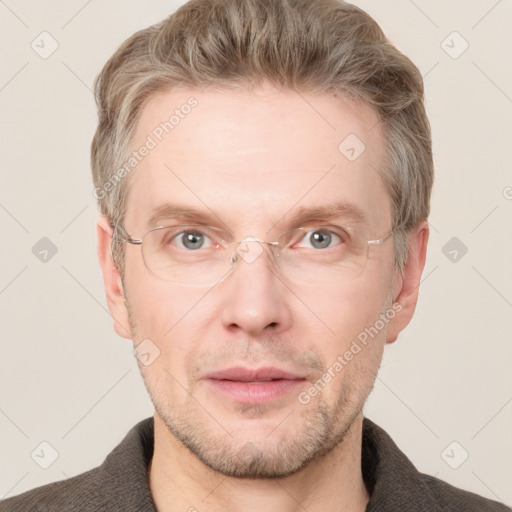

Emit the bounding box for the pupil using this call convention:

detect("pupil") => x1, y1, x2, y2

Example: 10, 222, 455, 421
183, 232, 204, 249
311, 230, 331, 249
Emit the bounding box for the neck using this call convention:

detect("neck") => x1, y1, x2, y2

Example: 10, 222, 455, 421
148, 412, 369, 512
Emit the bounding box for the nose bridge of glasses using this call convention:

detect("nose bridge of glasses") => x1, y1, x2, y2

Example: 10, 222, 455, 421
229, 236, 279, 266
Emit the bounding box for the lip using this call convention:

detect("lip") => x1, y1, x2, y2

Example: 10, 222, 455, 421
203, 366, 307, 404
204, 366, 305, 381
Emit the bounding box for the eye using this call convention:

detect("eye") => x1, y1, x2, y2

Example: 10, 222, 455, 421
173, 229, 213, 250
295, 228, 345, 250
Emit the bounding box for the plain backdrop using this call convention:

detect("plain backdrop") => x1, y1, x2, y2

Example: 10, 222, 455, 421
1, 0, 511, 505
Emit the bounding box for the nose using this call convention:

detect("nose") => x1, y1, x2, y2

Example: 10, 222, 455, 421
219, 239, 292, 336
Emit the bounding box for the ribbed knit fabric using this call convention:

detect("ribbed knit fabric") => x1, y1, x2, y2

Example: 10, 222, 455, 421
2, 416, 510, 511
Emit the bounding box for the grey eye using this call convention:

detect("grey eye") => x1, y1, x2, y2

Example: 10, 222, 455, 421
177, 231, 208, 250
309, 230, 332, 249
297, 229, 342, 250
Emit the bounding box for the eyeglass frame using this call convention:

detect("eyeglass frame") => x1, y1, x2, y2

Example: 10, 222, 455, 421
111, 220, 403, 282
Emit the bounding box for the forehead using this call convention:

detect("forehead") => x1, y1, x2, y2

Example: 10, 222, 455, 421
124, 84, 391, 234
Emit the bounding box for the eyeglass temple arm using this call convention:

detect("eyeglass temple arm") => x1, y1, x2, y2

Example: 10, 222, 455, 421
117, 237, 142, 245
367, 226, 401, 246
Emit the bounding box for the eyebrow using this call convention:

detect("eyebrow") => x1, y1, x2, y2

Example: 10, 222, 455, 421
145, 204, 224, 230
145, 200, 368, 231
283, 201, 368, 228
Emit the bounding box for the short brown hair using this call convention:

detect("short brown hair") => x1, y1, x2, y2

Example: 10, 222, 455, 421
91, 0, 433, 276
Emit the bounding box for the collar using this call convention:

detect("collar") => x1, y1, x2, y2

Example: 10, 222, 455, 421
362, 417, 439, 511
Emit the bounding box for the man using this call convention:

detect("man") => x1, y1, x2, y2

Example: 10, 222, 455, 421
2, 0, 509, 511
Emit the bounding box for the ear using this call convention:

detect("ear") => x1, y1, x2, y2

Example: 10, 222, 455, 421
386, 220, 429, 344
96, 215, 132, 340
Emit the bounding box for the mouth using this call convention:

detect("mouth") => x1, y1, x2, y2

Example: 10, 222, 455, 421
203, 366, 307, 404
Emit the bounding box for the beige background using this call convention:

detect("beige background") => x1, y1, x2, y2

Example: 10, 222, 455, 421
1, 0, 511, 505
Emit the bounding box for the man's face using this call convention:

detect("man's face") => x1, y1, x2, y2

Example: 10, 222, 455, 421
116, 83, 402, 478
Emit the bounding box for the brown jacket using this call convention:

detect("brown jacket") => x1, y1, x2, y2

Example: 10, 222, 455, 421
1, 417, 510, 511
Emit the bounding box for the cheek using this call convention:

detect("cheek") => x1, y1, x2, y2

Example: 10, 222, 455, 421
306, 280, 389, 337
125, 276, 213, 375
312, 302, 387, 409
304, 280, 390, 380
124, 259, 201, 339
130, 286, 202, 403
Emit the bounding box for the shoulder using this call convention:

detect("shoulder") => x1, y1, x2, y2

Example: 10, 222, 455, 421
420, 473, 511, 512
362, 417, 510, 512
1, 417, 156, 512
0, 467, 104, 511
